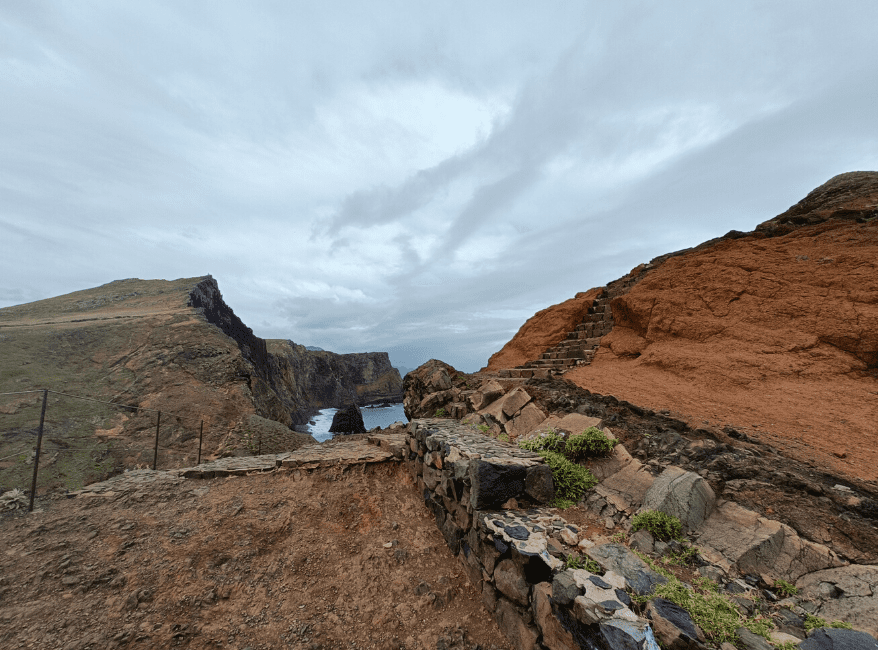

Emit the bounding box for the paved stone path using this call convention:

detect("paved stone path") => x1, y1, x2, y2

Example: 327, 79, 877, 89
69, 432, 407, 497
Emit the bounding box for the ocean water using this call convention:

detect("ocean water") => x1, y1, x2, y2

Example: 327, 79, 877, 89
307, 403, 407, 443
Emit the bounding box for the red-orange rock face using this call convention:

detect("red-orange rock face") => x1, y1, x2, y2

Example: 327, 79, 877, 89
485, 288, 602, 371
498, 172, 878, 481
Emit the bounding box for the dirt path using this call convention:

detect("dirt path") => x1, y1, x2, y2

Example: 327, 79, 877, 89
0, 460, 512, 650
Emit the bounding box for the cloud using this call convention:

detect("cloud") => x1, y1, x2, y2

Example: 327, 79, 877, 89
1, 1, 877, 374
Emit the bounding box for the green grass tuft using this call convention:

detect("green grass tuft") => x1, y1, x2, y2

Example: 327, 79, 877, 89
631, 510, 683, 541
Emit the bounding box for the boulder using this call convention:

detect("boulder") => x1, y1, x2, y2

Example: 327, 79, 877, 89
640, 466, 715, 533
697, 501, 845, 583
646, 598, 705, 650
586, 544, 668, 596
797, 565, 878, 637
799, 628, 878, 650
328, 403, 366, 434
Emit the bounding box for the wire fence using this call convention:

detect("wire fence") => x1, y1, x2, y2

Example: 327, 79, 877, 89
0, 389, 209, 511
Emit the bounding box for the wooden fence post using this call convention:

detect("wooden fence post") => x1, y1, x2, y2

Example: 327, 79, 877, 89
28, 389, 48, 512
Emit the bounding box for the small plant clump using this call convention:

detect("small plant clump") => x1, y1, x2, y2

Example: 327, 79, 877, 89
664, 545, 700, 567
804, 614, 853, 632
773, 579, 798, 597
434, 407, 447, 418
518, 429, 566, 454
564, 554, 602, 573
631, 510, 683, 541
565, 427, 619, 460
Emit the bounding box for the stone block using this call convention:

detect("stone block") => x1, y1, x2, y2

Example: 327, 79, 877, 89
423, 465, 442, 490
469, 459, 527, 510
589, 443, 635, 482
481, 581, 498, 613
496, 598, 540, 650
481, 540, 502, 576
595, 459, 655, 515
630, 530, 655, 554
640, 466, 715, 533
532, 583, 579, 650
524, 463, 555, 503
735, 627, 773, 650
600, 620, 662, 650
495, 559, 530, 606
460, 544, 483, 588
470, 380, 506, 411
501, 388, 533, 418
552, 571, 581, 606
534, 413, 604, 436
506, 403, 547, 440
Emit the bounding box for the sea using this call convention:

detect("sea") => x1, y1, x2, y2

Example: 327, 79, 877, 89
307, 402, 407, 443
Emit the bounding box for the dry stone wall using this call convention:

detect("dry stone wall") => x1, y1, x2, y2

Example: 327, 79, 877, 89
405, 418, 664, 650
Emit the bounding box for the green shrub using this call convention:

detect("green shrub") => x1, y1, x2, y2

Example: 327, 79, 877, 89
631, 510, 683, 541
565, 427, 619, 460
434, 408, 447, 418
539, 450, 597, 506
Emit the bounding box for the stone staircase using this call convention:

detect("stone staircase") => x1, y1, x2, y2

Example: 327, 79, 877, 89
499, 266, 650, 379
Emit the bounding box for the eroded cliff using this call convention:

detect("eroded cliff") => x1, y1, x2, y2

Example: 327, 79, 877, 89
0, 275, 402, 489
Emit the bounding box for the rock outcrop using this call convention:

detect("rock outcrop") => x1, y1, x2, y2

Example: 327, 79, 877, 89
329, 403, 367, 434
267, 339, 403, 410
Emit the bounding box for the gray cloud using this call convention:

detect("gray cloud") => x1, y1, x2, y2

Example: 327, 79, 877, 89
2, 1, 877, 373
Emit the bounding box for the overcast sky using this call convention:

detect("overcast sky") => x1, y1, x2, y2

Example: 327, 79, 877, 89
2, 1, 877, 372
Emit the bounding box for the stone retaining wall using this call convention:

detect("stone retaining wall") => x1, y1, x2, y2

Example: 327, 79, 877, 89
405, 418, 659, 650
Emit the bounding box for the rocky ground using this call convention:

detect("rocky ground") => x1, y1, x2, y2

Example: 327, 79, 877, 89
0, 445, 514, 650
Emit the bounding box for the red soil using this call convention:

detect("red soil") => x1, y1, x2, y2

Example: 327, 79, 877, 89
567, 218, 878, 482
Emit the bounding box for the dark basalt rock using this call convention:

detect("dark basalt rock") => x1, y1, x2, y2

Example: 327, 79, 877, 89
799, 628, 878, 650
468, 460, 527, 509
329, 403, 366, 434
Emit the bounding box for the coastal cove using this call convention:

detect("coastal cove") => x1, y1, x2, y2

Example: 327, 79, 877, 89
307, 402, 408, 442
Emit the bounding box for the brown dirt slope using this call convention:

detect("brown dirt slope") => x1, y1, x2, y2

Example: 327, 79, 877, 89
499, 172, 878, 482
0, 456, 510, 650
485, 288, 602, 371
